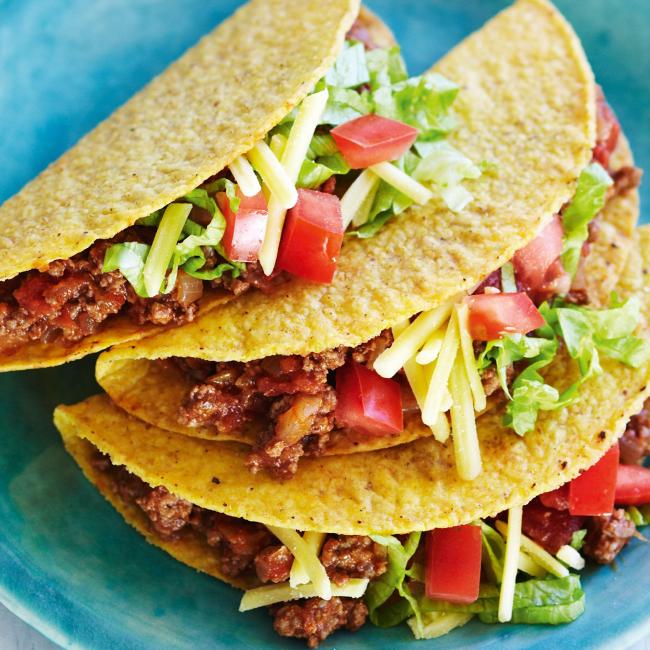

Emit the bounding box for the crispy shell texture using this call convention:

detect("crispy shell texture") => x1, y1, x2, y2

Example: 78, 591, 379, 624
94, 134, 638, 451
100, 0, 596, 368
55, 227, 650, 536
0, 0, 394, 372
0, 0, 360, 280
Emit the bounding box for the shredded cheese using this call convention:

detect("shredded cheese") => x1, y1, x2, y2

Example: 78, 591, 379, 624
269, 133, 287, 159
448, 354, 482, 480
370, 161, 434, 205
266, 525, 331, 600
518, 550, 546, 578
257, 89, 329, 275
421, 312, 460, 425
239, 579, 368, 612
495, 520, 569, 578
556, 544, 585, 571
455, 302, 486, 412
375, 301, 454, 379
228, 155, 261, 197
340, 168, 380, 228
415, 328, 445, 365
289, 531, 327, 587
142, 203, 191, 297
407, 611, 473, 640
498, 506, 522, 623
246, 141, 297, 210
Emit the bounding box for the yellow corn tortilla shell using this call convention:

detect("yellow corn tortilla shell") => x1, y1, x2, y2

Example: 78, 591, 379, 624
94, 133, 638, 453
0, 0, 360, 280
0, 4, 389, 373
56, 226, 650, 537
99, 0, 597, 371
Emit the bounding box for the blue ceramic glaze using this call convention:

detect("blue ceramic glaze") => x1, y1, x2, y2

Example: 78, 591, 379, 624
0, 1, 648, 648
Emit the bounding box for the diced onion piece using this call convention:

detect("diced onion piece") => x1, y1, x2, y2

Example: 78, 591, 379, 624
239, 578, 368, 612
340, 169, 380, 228
407, 611, 473, 640
498, 506, 522, 623
421, 312, 459, 425
455, 303, 486, 412
258, 89, 329, 275
501, 261, 517, 293
518, 551, 546, 578
370, 161, 434, 205
556, 544, 585, 571
448, 355, 482, 480
495, 520, 569, 578
269, 133, 288, 159
228, 155, 262, 197
266, 525, 331, 600
416, 328, 445, 365
290, 532, 327, 587
142, 203, 192, 297
246, 141, 297, 210
375, 301, 455, 378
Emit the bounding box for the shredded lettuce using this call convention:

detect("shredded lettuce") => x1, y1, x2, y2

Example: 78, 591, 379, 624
570, 530, 587, 550
203, 178, 240, 212
478, 297, 650, 435
365, 533, 422, 628
413, 141, 481, 212
626, 505, 650, 527
420, 575, 585, 625
102, 241, 149, 297
561, 163, 613, 278
325, 41, 370, 88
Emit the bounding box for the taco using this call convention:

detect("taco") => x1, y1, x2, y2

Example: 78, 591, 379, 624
55, 227, 650, 646
0, 0, 442, 371
94, 0, 642, 480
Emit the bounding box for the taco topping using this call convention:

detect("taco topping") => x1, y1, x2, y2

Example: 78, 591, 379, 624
0, 16, 483, 355
88, 403, 650, 646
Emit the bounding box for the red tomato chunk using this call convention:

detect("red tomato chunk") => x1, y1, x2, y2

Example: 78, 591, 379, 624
539, 484, 570, 511
331, 114, 418, 169
425, 525, 482, 604
217, 190, 267, 262
513, 215, 567, 298
335, 360, 403, 436
615, 464, 650, 506
466, 292, 545, 341
569, 445, 619, 516
593, 88, 621, 169
276, 189, 344, 284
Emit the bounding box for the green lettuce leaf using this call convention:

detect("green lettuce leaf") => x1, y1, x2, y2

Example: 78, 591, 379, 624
626, 505, 650, 527
102, 241, 149, 297
561, 163, 613, 278
320, 86, 373, 125
570, 529, 587, 550
420, 575, 585, 625
325, 41, 370, 88
366, 533, 422, 628
202, 178, 240, 212
365, 46, 408, 91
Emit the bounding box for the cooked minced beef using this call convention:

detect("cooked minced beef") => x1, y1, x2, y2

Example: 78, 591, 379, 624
583, 509, 636, 564
0, 220, 284, 354
176, 330, 394, 480
272, 597, 368, 648
521, 500, 586, 555
619, 398, 650, 465
93, 450, 387, 580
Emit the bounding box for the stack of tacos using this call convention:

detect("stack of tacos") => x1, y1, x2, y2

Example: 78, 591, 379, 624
2, 0, 647, 645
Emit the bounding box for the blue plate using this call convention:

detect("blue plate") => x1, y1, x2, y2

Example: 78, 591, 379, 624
0, 1, 648, 648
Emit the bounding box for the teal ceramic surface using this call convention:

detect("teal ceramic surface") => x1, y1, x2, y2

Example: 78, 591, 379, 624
0, 1, 649, 648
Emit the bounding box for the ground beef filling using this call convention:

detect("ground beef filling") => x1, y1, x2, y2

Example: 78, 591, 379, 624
0, 213, 286, 354
176, 330, 394, 480
619, 398, 650, 465
92, 450, 385, 645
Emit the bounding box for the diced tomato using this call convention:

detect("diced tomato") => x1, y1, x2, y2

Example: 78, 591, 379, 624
593, 88, 621, 169
615, 464, 650, 506
568, 445, 619, 516
216, 190, 267, 262
512, 215, 565, 296
465, 292, 545, 341
335, 360, 403, 437
522, 499, 585, 554
425, 526, 482, 604
276, 189, 344, 284
331, 114, 418, 169
539, 484, 570, 511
